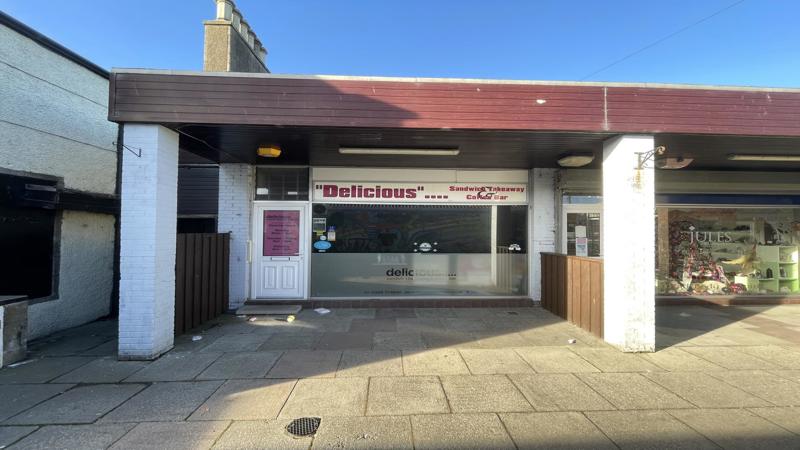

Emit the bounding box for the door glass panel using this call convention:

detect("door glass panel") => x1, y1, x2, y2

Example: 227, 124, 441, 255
566, 212, 601, 257
263, 210, 300, 256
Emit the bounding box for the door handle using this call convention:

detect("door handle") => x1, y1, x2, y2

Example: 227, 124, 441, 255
247, 240, 252, 263
270, 257, 291, 261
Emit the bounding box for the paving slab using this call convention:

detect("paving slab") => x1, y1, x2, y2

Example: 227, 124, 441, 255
509, 374, 615, 411
586, 410, 718, 449
33, 335, 113, 357
109, 421, 230, 450
258, 333, 322, 351
124, 352, 221, 382
500, 412, 617, 449
212, 419, 311, 450
51, 357, 149, 383
402, 349, 469, 375
375, 308, 417, 319
266, 350, 341, 378
101, 381, 222, 422
0, 426, 37, 448
0, 384, 74, 422
736, 345, 800, 369
373, 332, 425, 351
4, 384, 144, 425
200, 334, 272, 353
349, 318, 397, 333
279, 377, 368, 418
514, 347, 600, 373
366, 376, 449, 416
707, 370, 800, 406
197, 351, 282, 379
639, 348, 725, 372
414, 308, 456, 318
396, 318, 445, 334
190, 379, 296, 421
336, 350, 403, 377
680, 346, 779, 370
420, 330, 476, 349
645, 372, 769, 408
313, 415, 414, 449
440, 375, 532, 413
669, 408, 800, 449
748, 407, 800, 435
577, 373, 692, 410
80, 340, 118, 357
441, 318, 490, 332
411, 413, 516, 450
570, 347, 662, 373
315, 332, 374, 350
0, 357, 94, 384
10, 423, 134, 450
468, 332, 531, 349
458, 349, 534, 374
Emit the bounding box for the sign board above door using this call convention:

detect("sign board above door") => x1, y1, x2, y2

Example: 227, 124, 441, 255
313, 182, 527, 204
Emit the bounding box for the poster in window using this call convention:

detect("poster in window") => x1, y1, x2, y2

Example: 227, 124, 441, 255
263, 210, 300, 256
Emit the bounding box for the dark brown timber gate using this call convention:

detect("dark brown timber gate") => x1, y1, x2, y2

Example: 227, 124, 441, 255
174, 233, 230, 335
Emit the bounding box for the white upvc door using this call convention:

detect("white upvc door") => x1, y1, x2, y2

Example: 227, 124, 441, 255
252, 203, 307, 299
561, 203, 604, 257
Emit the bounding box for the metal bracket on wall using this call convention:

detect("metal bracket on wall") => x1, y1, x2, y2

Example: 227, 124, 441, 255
634, 146, 666, 170
113, 141, 142, 158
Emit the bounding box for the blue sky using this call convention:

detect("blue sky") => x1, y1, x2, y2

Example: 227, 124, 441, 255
2, 0, 798, 87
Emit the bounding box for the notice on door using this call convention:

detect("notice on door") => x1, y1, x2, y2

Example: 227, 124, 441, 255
263, 210, 300, 256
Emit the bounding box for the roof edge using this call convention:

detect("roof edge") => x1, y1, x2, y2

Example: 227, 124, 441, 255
1, 10, 108, 79
110, 68, 800, 93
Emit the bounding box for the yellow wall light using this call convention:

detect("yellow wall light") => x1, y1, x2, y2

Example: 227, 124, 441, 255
257, 145, 282, 158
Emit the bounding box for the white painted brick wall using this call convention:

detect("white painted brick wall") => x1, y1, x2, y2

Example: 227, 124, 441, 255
603, 135, 656, 352
218, 164, 254, 309
529, 168, 557, 301
118, 124, 179, 360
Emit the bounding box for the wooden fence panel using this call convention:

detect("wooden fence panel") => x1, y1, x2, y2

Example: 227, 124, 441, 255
541, 253, 604, 339
174, 233, 230, 335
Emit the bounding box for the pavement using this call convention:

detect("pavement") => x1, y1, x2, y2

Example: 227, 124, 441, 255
1, 304, 800, 449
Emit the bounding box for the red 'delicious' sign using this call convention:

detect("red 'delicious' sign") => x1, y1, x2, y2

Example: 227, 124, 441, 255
313, 182, 527, 204
263, 210, 300, 256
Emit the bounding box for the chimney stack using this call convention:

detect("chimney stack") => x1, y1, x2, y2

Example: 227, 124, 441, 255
203, 0, 268, 73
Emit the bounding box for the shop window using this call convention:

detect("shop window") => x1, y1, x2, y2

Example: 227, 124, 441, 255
656, 207, 800, 296
310, 204, 527, 297
255, 168, 309, 201
0, 172, 59, 299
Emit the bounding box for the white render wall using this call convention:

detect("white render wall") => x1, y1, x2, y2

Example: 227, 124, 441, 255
0, 22, 117, 339
218, 163, 254, 309
28, 211, 115, 338
602, 135, 656, 352
530, 168, 558, 301
118, 124, 179, 360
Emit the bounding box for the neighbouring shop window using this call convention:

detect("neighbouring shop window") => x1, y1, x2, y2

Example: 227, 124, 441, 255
656, 207, 800, 296
310, 204, 528, 297
0, 173, 58, 299
255, 168, 309, 201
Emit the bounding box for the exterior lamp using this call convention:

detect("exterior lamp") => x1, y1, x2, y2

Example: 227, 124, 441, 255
728, 154, 800, 162
557, 153, 595, 168
338, 147, 459, 156
257, 145, 281, 158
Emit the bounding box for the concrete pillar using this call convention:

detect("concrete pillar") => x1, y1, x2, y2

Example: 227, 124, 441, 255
530, 168, 558, 301
602, 135, 656, 352
218, 164, 254, 309
118, 124, 179, 360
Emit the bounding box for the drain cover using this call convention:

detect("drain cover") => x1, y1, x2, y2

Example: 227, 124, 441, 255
286, 417, 321, 437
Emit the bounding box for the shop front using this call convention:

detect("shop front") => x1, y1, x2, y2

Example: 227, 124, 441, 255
656, 199, 800, 298
250, 167, 530, 300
